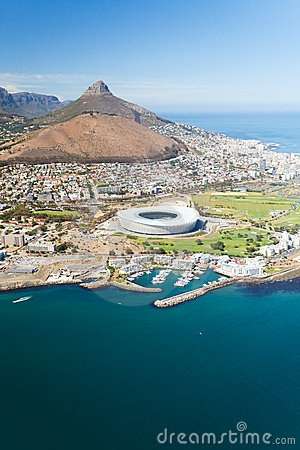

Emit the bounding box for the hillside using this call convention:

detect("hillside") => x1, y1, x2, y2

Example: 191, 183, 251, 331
0, 113, 182, 164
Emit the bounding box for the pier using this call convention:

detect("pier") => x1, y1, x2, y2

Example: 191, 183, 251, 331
153, 277, 236, 308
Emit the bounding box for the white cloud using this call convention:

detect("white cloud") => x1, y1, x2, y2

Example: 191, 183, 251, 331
0, 73, 94, 99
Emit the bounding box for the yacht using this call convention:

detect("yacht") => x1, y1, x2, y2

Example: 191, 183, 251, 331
12, 296, 32, 304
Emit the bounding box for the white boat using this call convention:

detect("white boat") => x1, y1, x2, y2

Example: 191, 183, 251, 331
12, 296, 32, 304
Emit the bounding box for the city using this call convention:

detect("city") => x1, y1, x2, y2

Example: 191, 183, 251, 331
0, 120, 300, 298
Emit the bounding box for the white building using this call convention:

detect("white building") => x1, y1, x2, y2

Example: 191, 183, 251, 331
171, 258, 194, 271
131, 255, 153, 265
153, 254, 174, 266
218, 258, 264, 277
28, 240, 55, 253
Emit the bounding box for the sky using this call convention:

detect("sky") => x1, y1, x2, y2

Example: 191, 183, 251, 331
1, 0, 300, 112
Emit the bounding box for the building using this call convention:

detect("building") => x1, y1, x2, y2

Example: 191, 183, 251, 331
218, 258, 264, 277
109, 257, 129, 268
1, 232, 25, 247
27, 240, 55, 253
153, 254, 174, 265
171, 258, 194, 271
8, 265, 37, 274
131, 255, 153, 265
117, 205, 202, 235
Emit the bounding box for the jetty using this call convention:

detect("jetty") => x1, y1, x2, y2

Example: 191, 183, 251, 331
153, 277, 236, 308
81, 279, 162, 293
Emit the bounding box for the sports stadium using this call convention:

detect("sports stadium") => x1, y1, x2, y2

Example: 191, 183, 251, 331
117, 205, 202, 235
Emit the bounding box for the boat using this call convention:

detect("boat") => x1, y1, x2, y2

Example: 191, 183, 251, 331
151, 269, 171, 284
12, 296, 32, 304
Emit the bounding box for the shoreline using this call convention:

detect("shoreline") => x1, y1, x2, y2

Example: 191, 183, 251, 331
0, 277, 162, 295
1, 265, 300, 300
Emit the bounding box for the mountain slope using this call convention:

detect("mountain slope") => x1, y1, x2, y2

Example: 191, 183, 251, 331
0, 86, 65, 118
0, 113, 182, 164
36, 80, 169, 127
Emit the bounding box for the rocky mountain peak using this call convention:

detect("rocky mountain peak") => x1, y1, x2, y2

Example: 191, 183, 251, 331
83, 80, 111, 96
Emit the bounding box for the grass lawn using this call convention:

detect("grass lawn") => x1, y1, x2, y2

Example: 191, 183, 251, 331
192, 191, 294, 220
134, 227, 274, 257
272, 207, 300, 227
33, 209, 80, 220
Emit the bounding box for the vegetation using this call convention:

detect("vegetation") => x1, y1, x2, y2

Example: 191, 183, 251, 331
272, 206, 300, 231
0, 204, 31, 220
193, 191, 294, 220
136, 227, 273, 257
33, 209, 80, 221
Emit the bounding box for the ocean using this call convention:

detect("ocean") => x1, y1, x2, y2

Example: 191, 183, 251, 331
0, 272, 299, 449
2, 111, 300, 449
164, 112, 300, 153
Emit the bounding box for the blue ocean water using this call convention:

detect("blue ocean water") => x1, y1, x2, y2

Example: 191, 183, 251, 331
0, 273, 299, 449
164, 112, 300, 153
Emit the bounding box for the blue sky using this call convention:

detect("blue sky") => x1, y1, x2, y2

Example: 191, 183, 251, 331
1, 0, 300, 112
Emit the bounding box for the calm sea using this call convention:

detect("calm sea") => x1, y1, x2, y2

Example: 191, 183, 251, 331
0, 271, 299, 449
164, 112, 300, 153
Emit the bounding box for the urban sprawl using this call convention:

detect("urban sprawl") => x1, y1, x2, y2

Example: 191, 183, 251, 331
0, 122, 300, 301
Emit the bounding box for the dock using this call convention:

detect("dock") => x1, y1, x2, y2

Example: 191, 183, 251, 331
153, 277, 236, 308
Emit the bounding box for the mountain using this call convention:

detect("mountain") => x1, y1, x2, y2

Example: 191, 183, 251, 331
35, 80, 169, 127
0, 86, 66, 118
0, 80, 183, 164
0, 114, 181, 164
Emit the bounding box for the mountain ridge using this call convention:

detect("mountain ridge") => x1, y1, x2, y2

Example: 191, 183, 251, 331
0, 86, 66, 118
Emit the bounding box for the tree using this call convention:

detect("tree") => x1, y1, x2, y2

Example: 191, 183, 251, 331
211, 241, 225, 251
56, 243, 68, 252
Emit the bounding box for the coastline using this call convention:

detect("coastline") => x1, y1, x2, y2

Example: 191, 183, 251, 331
0, 277, 162, 295
1, 265, 300, 302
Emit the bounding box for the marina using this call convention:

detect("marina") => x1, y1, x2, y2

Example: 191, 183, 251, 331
122, 268, 221, 307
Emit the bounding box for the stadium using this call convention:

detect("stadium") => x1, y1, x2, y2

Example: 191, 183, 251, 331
117, 205, 202, 235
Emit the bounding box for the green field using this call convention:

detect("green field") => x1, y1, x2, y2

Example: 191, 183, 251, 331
193, 192, 294, 220
272, 207, 300, 230
33, 210, 80, 220
135, 227, 274, 257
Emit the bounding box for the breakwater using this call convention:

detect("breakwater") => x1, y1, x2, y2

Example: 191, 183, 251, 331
154, 277, 236, 308
80, 279, 162, 293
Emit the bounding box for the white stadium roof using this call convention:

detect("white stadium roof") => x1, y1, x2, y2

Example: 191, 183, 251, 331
117, 205, 201, 235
